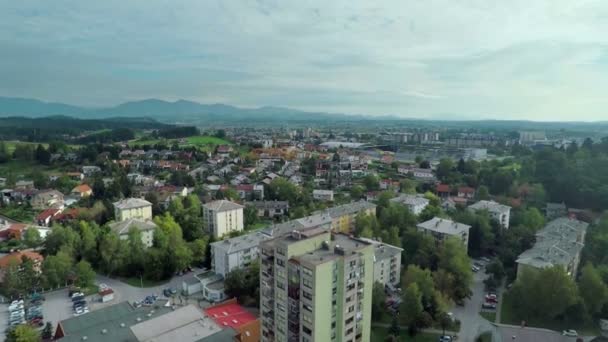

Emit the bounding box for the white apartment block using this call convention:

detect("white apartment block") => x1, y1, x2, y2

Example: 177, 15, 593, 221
203, 200, 244, 238
468, 200, 511, 229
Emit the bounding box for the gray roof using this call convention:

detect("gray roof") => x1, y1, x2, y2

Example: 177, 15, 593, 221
517, 217, 588, 269
130, 305, 222, 342
358, 238, 403, 262
390, 194, 429, 207
113, 198, 152, 210
211, 230, 271, 254
294, 233, 373, 266
468, 200, 511, 214
417, 217, 471, 235
203, 200, 244, 212
312, 200, 376, 219
109, 218, 157, 236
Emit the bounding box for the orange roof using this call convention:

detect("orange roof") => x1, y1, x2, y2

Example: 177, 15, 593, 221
72, 184, 92, 193
234, 319, 260, 342
0, 250, 44, 269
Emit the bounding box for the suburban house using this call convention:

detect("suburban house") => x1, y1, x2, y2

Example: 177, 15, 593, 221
113, 198, 153, 222
417, 217, 471, 252
468, 200, 511, 228
71, 184, 93, 198
14, 180, 35, 190
435, 184, 451, 198
516, 217, 588, 280
235, 184, 265, 201
312, 189, 334, 201
397, 166, 436, 182
245, 201, 289, 219
31, 189, 65, 210
203, 200, 244, 238
36, 208, 62, 226
390, 194, 429, 215
108, 218, 157, 248
457, 186, 476, 200
0, 250, 44, 280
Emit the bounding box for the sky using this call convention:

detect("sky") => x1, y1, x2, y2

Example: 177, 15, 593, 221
1, 0, 608, 121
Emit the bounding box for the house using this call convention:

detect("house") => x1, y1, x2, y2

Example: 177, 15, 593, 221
108, 218, 157, 248
36, 208, 61, 226
181, 271, 227, 303
435, 184, 451, 198
312, 189, 334, 201
417, 217, 471, 252
217, 145, 233, 158
113, 198, 153, 222
516, 218, 588, 280
0, 250, 44, 280
66, 172, 84, 181
457, 186, 476, 200
235, 184, 264, 201
81, 165, 101, 177
203, 200, 245, 238
245, 201, 289, 219
397, 166, 436, 181
14, 180, 35, 190
31, 189, 64, 209
468, 200, 511, 228
390, 194, 429, 215
71, 184, 93, 198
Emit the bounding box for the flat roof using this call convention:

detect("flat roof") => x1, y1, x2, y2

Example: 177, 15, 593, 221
294, 233, 372, 266
417, 217, 471, 235
468, 200, 511, 213
203, 200, 244, 212
113, 198, 152, 210
204, 302, 257, 330
130, 305, 221, 342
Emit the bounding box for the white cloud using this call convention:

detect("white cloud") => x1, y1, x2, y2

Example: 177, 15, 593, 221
1, 0, 608, 120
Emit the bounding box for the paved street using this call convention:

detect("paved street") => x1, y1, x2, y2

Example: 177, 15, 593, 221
451, 262, 499, 341
496, 324, 593, 342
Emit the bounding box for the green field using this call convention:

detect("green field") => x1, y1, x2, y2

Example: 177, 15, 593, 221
185, 136, 230, 146
371, 327, 441, 342
480, 311, 496, 323
4, 141, 48, 153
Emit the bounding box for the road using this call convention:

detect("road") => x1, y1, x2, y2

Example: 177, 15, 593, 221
451, 264, 499, 341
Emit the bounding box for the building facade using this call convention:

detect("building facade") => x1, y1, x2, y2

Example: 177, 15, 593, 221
416, 217, 471, 252
260, 229, 373, 342
389, 194, 429, 215
203, 200, 244, 238
468, 200, 511, 229
113, 198, 153, 222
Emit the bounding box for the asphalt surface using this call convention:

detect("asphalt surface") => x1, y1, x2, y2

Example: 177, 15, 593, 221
451, 262, 499, 341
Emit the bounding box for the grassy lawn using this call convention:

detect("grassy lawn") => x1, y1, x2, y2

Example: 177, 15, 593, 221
501, 291, 600, 335
117, 276, 169, 288
480, 311, 496, 323
371, 327, 440, 342
185, 135, 230, 146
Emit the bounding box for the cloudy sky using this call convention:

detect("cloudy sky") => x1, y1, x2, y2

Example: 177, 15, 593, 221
2, 0, 608, 121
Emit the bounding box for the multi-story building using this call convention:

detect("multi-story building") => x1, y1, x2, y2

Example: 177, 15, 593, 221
113, 198, 152, 222
312, 189, 334, 201
260, 229, 373, 342
516, 217, 588, 280
203, 200, 245, 238
416, 217, 471, 252
390, 194, 429, 215
468, 200, 511, 229
313, 200, 377, 233
359, 238, 403, 288
108, 218, 157, 248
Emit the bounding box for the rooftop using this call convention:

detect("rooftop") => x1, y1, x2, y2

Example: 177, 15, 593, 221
211, 230, 270, 254
517, 217, 588, 270
312, 200, 376, 219
417, 217, 471, 236
358, 237, 403, 261
108, 218, 157, 236
468, 200, 511, 213
113, 198, 152, 210
203, 200, 244, 212
294, 233, 373, 266
390, 194, 429, 207
130, 304, 224, 342
204, 301, 257, 330
244, 201, 289, 210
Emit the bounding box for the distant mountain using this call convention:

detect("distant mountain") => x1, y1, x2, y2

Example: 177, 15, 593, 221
0, 96, 366, 122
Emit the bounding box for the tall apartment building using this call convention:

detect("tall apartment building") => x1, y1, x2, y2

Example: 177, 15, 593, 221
260, 229, 373, 342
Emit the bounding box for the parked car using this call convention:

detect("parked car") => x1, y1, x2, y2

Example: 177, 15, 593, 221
471, 265, 480, 273
163, 287, 177, 297
74, 306, 89, 316
480, 257, 491, 263
562, 330, 578, 337
438, 336, 453, 342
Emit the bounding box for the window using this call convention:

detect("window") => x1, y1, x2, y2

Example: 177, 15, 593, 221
303, 326, 312, 335
303, 304, 312, 312
303, 291, 312, 300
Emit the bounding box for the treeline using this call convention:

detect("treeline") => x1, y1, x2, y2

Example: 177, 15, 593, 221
0, 116, 169, 142
154, 126, 199, 139
76, 128, 135, 144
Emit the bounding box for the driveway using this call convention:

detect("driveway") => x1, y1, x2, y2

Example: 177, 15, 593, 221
496, 324, 593, 342
451, 263, 499, 341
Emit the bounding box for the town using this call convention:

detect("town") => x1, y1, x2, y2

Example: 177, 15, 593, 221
0, 116, 607, 342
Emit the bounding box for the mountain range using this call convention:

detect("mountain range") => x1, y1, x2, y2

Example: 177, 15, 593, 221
0, 96, 370, 122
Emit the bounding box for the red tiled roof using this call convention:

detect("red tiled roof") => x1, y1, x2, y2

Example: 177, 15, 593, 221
458, 187, 475, 193
36, 208, 60, 221
0, 251, 43, 269
236, 184, 254, 191
204, 300, 257, 329
436, 184, 451, 193
72, 184, 92, 193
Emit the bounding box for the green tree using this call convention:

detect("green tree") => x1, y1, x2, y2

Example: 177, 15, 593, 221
79, 221, 99, 263
401, 283, 423, 330
41, 322, 54, 340
244, 206, 259, 228
476, 185, 490, 200
42, 250, 73, 288
402, 265, 435, 303
578, 263, 608, 316
44, 225, 81, 256
371, 281, 387, 321
127, 227, 146, 275
350, 185, 365, 200
400, 179, 416, 194
23, 228, 41, 248
75, 260, 96, 288
437, 237, 472, 301
99, 232, 128, 276
363, 174, 380, 191
6, 324, 40, 342
188, 237, 210, 266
